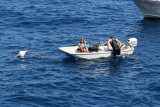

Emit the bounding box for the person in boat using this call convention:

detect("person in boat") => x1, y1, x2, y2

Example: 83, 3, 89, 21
78, 38, 89, 52
107, 36, 122, 56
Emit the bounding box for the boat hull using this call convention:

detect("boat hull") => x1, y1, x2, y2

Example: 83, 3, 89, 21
133, 0, 160, 18
59, 46, 134, 59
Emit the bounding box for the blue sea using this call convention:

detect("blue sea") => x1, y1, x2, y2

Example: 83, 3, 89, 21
0, 0, 160, 106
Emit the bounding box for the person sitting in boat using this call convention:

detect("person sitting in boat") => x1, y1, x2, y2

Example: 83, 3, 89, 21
107, 36, 122, 56
78, 38, 89, 52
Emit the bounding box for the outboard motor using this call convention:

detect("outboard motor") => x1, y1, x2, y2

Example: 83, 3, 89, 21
127, 38, 137, 47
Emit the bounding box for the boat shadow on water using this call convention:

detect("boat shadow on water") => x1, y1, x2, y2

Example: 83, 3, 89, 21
136, 18, 160, 31
62, 53, 138, 77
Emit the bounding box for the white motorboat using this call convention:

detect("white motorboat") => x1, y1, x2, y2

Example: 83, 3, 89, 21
59, 38, 137, 59
133, 0, 160, 18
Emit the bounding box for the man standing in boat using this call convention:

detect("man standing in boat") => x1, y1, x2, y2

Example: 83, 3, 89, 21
107, 36, 122, 56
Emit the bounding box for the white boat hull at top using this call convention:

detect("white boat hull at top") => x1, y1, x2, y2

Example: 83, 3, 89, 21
133, 0, 160, 18
59, 38, 138, 60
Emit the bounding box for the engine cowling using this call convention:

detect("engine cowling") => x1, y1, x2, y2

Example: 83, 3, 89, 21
127, 38, 137, 47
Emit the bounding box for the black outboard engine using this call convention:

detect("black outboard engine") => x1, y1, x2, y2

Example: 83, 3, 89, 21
111, 39, 120, 56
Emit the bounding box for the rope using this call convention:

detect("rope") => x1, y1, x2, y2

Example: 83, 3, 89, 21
27, 50, 57, 59
27, 50, 37, 57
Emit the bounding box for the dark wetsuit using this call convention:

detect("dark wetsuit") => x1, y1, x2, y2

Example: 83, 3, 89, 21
111, 39, 120, 56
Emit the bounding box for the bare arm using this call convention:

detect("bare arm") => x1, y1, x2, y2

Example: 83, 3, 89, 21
116, 39, 122, 47
84, 40, 87, 47
107, 39, 111, 50
78, 43, 80, 48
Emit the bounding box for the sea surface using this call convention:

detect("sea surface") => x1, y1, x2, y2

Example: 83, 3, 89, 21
0, 0, 160, 106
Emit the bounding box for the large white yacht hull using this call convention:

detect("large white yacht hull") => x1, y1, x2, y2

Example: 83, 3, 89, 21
133, 0, 160, 18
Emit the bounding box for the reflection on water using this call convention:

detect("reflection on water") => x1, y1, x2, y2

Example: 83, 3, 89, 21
18, 58, 28, 69
20, 64, 27, 69
62, 54, 141, 77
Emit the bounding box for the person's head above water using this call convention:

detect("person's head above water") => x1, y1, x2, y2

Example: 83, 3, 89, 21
110, 36, 114, 39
